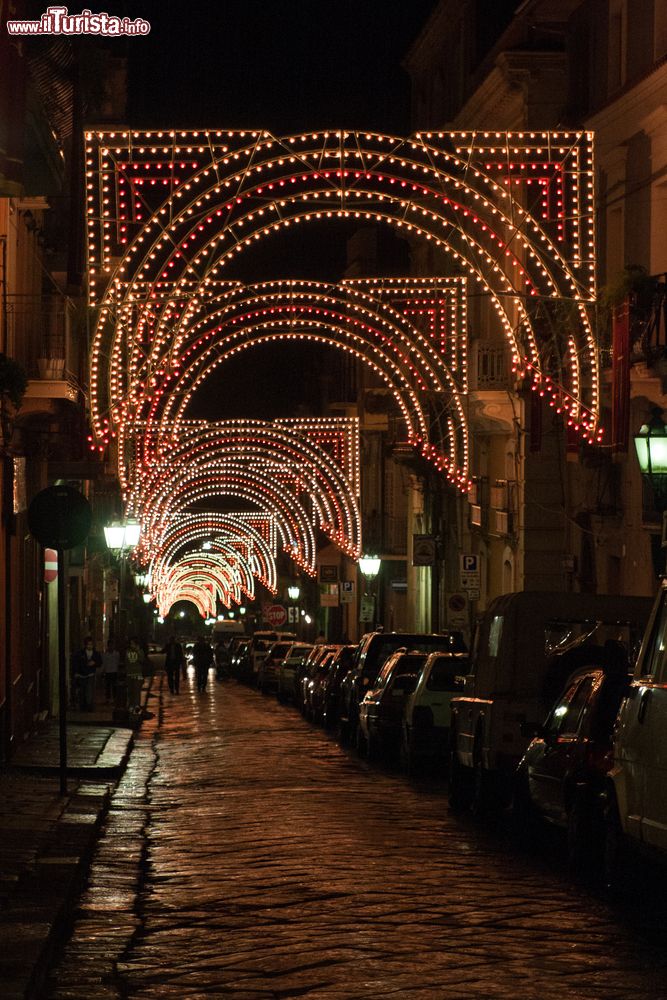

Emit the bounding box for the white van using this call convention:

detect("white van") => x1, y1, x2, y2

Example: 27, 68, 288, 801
608, 579, 667, 869
212, 620, 245, 640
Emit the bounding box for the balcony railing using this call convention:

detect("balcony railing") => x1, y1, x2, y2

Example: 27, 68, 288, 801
473, 343, 510, 390
2, 293, 75, 378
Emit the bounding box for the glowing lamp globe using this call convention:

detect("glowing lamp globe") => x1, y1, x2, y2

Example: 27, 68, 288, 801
359, 555, 381, 578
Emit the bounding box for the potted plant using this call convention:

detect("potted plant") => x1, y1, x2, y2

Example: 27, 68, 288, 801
0, 353, 28, 448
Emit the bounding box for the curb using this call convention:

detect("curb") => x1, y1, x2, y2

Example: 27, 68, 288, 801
0, 677, 158, 999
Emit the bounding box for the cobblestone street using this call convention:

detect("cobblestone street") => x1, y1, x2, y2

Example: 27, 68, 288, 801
47, 673, 667, 1000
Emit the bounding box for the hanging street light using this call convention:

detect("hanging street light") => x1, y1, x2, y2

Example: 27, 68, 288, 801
634, 407, 667, 576
104, 519, 141, 553
634, 407, 667, 511
358, 555, 382, 630
358, 555, 381, 578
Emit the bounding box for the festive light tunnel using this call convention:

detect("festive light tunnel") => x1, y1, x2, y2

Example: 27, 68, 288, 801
85, 129, 599, 614
86, 129, 599, 440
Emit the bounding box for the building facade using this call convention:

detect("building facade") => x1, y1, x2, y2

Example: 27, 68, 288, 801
404, 0, 667, 621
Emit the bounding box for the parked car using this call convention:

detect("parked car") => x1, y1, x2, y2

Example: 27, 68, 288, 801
295, 644, 337, 712
321, 645, 357, 730
338, 630, 466, 746
514, 649, 630, 870
257, 639, 298, 694
401, 651, 468, 776
606, 578, 667, 888
240, 631, 294, 685
449, 591, 651, 815
303, 647, 339, 722
230, 637, 250, 678
357, 650, 424, 762
277, 643, 313, 703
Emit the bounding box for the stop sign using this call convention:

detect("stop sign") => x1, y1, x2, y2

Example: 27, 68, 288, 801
265, 604, 287, 627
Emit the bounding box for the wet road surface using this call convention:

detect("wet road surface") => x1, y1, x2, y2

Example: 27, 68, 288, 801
47, 671, 667, 999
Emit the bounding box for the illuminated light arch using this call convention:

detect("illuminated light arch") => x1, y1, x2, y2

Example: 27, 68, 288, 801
133, 422, 362, 572
148, 512, 278, 594
85, 128, 599, 443
154, 282, 465, 472
158, 547, 255, 603
138, 461, 321, 575
156, 553, 244, 617
103, 278, 470, 488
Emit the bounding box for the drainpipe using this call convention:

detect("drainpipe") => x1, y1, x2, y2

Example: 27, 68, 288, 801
0, 234, 11, 761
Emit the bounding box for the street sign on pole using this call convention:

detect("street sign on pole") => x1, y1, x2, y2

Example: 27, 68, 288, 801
44, 548, 58, 584
28, 486, 92, 798
264, 604, 287, 627
459, 553, 481, 591
360, 595, 375, 622
412, 535, 436, 566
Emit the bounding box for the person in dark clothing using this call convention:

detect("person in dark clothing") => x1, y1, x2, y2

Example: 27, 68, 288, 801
164, 635, 185, 694
192, 637, 213, 692
71, 636, 102, 711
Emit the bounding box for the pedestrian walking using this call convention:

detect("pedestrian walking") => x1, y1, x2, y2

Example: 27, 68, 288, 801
125, 636, 146, 716
71, 636, 102, 712
101, 639, 120, 703
164, 635, 185, 694
192, 636, 213, 692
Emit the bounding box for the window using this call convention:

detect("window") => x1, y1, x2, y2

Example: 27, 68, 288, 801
559, 677, 595, 738
546, 677, 595, 738
427, 658, 467, 692
488, 615, 503, 657
640, 593, 667, 679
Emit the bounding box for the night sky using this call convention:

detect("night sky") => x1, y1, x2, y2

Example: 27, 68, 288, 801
124, 1, 436, 133
103, 1, 437, 418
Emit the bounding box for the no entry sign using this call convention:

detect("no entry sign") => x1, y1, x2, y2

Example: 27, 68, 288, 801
264, 604, 287, 627
44, 548, 58, 584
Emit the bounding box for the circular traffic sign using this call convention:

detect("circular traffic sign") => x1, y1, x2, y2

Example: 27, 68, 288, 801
265, 604, 287, 627
28, 485, 92, 550
44, 548, 58, 584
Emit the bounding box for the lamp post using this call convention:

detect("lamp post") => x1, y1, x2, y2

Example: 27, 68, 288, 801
104, 519, 141, 720
358, 555, 382, 629
633, 407, 667, 575
287, 584, 300, 635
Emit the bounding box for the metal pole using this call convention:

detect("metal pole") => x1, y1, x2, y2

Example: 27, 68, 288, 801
57, 547, 67, 796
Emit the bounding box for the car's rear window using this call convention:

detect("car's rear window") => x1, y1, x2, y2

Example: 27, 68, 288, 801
426, 657, 468, 691
364, 635, 462, 678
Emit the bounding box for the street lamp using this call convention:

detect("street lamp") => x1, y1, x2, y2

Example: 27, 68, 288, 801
358, 554, 382, 629
103, 519, 141, 553
104, 518, 142, 721
634, 407, 667, 575
634, 407, 667, 509
359, 555, 381, 578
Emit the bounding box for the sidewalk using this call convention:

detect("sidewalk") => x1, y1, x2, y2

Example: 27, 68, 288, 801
0, 676, 158, 1000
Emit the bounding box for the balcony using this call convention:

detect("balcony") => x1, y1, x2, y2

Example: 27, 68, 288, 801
4, 293, 78, 404
473, 343, 511, 391
489, 479, 517, 538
